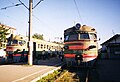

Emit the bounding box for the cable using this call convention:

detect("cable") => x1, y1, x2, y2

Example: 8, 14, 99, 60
18, 0, 29, 10
33, 0, 44, 9
73, 0, 84, 24
1, 3, 22, 10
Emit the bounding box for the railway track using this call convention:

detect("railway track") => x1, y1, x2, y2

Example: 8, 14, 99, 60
37, 63, 99, 82
55, 63, 99, 82
38, 59, 120, 82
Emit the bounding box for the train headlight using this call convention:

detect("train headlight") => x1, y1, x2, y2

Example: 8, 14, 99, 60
75, 23, 81, 30
64, 46, 69, 50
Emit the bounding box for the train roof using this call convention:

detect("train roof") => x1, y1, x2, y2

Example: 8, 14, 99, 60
12, 35, 63, 46
64, 24, 96, 34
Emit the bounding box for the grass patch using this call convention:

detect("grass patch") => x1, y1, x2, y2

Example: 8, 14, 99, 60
37, 69, 67, 82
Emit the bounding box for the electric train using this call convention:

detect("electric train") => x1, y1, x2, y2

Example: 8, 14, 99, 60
64, 23, 98, 67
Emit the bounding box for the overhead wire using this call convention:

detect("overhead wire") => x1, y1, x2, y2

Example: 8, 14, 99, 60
18, 0, 55, 32
73, 0, 84, 24
33, 0, 44, 9
0, 3, 22, 10
18, 0, 29, 10
1, 0, 55, 38
0, 0, 29, 34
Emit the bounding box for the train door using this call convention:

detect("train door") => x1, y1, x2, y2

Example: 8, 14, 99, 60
33, 42, 36, 61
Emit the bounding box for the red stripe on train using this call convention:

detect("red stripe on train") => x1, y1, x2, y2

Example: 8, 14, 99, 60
64, 54, 97, 58
69, 45, 88, 50
6, 54, 27, 57
64, 54, 76, 58
82, 54, 97, 58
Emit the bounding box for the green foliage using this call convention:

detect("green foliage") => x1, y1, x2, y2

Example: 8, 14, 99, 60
32, 33, 44, 40
37, 69, 66, 82
0, 25, 9, 43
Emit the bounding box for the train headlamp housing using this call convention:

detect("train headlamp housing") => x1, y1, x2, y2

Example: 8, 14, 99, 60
75, 23, 81, 30
88, 45, 96, 49
64, 46, 69, 50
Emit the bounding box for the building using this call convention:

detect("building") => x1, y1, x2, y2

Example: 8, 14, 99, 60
101, 34, 120, 59
0, 24, 16, 48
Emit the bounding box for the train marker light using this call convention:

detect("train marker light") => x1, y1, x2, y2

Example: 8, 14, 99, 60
64, 46, 69, 49
75, 23, 81, 30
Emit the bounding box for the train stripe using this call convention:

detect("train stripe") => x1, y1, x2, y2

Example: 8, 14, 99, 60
64, 54, 76, 58
6, 54, 27, 57
64, 54, 97, 58
69, 45, 88, 50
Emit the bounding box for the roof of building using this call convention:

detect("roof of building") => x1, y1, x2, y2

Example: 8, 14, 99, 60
101, 34, 120, 45
0, 24, 16, 30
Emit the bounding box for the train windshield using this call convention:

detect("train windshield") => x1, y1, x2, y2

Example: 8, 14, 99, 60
64, 34, 78, 41
80, 33, 89, 39
64, 33, 97, 41
7, 40, 26, 46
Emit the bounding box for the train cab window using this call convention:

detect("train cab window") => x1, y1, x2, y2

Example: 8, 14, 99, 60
7, 40, 17, 45
64, 35, 69, 41
69, 34, 78, 41
80, 33, 89, 39
89, 33, 97, 40
19, 40, 26, 45
13, 40, 18, 44
64, 34, 78, 41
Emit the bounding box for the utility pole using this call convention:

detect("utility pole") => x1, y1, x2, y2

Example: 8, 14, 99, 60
1, 0, 43, 65
28, 0, 33, 65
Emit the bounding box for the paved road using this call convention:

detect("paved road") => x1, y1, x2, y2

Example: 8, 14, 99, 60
0, 57, 62, 82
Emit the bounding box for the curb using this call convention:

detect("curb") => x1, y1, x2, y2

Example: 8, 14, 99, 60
31, 63, 64, 82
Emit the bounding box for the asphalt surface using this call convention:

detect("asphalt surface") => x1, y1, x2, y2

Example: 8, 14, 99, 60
0, 57, 62, 82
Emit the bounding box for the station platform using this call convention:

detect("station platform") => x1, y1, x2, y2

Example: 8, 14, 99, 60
0, 57, 63, 82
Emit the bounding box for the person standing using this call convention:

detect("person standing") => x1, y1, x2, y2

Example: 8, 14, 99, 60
42, 50, 45, 60
47, 49, 51, 59
20, 49, 25, 62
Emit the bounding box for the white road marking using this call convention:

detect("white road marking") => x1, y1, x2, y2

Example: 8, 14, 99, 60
12, 62, 62, 82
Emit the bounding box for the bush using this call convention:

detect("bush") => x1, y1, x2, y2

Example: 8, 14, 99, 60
37, 69, 66, 82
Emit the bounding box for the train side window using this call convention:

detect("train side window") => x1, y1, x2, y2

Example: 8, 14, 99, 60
47, 45, 49, 49
52, 46, 53, 49
41, 44, 43, 49
89, 33, 97, 40
44, 45, 46, 49
38, 44, 40, 48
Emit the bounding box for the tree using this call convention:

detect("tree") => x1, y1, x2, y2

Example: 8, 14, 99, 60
0, 25, 9, 43
32, 33, 44, 40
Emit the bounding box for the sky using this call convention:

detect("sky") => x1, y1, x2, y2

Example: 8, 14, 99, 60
0, 0, 120, 47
